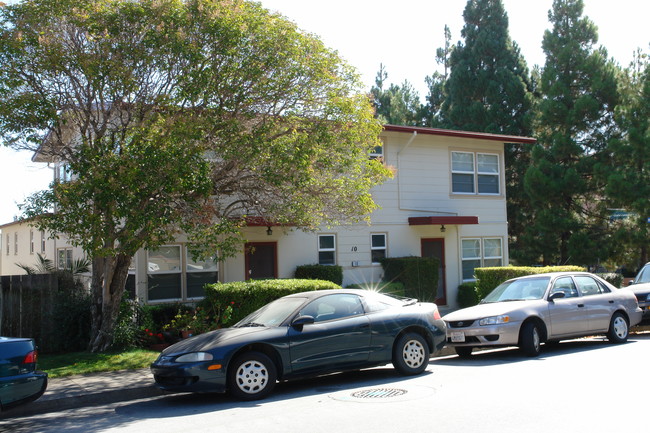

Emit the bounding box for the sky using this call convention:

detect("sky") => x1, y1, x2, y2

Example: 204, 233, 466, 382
1, 0, 648, 224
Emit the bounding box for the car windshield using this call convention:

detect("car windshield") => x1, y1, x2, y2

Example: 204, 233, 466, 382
636, 265, 650, 284
482, 277, 551, 303
234, 297, 306, 327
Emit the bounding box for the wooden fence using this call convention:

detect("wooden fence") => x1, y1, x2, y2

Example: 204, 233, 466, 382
0, 274, 59, 350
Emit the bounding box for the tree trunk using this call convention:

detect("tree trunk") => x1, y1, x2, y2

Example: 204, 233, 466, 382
88, 253, 131, 352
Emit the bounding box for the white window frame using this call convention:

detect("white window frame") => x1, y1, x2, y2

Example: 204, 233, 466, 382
5, 233, 9, 256
147, 245, 182, 302
318, 234, 337, 266
451, 151, 501, 196
40, 231, 46, 253
30, 230, 34, 254
185, 247, 218, 300
57, 248, 73, 270
14, 232, 18, 255
370, 233, 387, 265
461, 237, 503, 281
370, 139, 384, 160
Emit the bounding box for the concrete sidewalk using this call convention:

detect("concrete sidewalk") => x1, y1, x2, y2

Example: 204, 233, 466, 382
1, 368, 164, 419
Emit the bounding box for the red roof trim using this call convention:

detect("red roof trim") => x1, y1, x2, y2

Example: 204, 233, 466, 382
383, 124, 536, 144
408, 216, 479, 226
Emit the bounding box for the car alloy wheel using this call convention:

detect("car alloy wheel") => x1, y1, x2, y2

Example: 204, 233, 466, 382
393, 332, 429, 375
607, 312, 629, 344
229, 352, 277, 400
520, 321, 541, 357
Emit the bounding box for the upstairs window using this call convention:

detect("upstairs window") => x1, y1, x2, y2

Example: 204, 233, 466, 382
451, 151, 500, 195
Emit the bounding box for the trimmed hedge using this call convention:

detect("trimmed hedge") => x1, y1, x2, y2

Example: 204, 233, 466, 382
475, 266, 585, 300
457, 282, 479, 308
294, 264, 343, 285
201, 279, 341, 325
381, 256, 439, 302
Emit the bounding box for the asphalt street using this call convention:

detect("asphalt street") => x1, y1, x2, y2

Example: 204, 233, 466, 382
3, 333, 648, 433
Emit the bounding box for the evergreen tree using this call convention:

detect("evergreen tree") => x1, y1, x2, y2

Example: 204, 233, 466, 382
604, 50, 650, 269
440, 0, 534, 263
522, 0, 619, 265
370, 64, 424, 126
423, 25, 453, 127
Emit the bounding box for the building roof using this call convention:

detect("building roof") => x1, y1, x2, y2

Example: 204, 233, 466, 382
383, 124, 536, 144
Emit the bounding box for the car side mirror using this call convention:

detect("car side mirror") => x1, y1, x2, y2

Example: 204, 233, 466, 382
548, 292, 565, 302
291, 315, 315, 330
628, 280, 635, 286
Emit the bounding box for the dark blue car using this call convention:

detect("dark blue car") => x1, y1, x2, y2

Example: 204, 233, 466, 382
0, 337, 48, 411
151, 289, 446, 400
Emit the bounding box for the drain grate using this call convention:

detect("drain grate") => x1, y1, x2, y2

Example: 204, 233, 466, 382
350, 388, 408, 399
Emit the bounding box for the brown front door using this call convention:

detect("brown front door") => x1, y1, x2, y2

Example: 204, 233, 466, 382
421, 238, 446, 305
245, 242, 277, 280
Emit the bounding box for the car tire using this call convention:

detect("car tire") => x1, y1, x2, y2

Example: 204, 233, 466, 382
228, 351, 277, 401
393, 332, 429, 375
607, 312, 629, 344
455, 346, 473, 358
519, 321, 542, 357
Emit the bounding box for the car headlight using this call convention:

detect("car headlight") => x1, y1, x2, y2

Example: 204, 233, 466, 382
479, 315, 510, 326
175, 352, 214, 363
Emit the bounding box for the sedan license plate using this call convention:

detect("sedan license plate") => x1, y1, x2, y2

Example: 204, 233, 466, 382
451, 331, 465, 343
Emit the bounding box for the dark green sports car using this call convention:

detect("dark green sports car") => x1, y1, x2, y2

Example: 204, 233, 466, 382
0, 337, 48, 411
151, 289, 446, 400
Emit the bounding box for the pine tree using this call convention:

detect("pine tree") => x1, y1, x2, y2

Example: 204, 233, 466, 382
441, 0, 534, 263
522, 0, 619, 265
370, 64, 424, 126
604, 50, 650, 268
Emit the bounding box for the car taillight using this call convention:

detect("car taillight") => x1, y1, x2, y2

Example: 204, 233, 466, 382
23, 350, 38, 364
433, 309, 441, 320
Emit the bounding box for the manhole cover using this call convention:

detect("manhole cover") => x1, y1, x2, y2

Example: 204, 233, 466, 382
330, 385, 435, 403
351, 388, 407, 399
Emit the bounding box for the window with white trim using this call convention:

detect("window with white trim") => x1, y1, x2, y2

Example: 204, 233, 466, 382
56, 163, 72, 183
40, 231, 46, 253
30, 230, 34, 254
371, 233, 387, 264
461, 238, 503, 281
318, 234, 336, 266
370, 142, 384, 160
14, 232, 18, 255
57, 248, 73, 270
186, 248, 218, 299
147, 246, 182, 301
451, 151, 500, 195
5, 234, 9, 256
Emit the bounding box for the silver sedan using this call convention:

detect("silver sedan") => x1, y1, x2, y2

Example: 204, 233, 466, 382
443, 272, 643, 357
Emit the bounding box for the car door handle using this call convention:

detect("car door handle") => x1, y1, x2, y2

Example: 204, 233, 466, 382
577, 304, 584, 308
609, 300, 614, 304
358, 323, 370, 329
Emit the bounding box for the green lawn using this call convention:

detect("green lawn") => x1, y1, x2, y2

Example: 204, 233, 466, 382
38, 349, 160, 379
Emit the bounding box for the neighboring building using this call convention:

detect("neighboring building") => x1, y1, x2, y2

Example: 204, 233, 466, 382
0, 217, 84, 276
1, 125, 535, 309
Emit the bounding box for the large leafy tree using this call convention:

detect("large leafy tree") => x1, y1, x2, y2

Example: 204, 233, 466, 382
523, 0, 619, 265
440, 0, 534, 262
604, 51, 650, 268
0, 0, 390, 351
423, 25, 453, 128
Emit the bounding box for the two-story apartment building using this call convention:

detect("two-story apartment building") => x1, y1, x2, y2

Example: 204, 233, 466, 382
0, 125, 535, 309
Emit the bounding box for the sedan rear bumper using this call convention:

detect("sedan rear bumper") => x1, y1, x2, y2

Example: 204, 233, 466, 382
0, 371, 48, 411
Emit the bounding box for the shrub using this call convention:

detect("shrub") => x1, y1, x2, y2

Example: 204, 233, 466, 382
597, 273, 623, 288
201, 279, 341, 325
380, 257, 439, 302
457, 282, 479, 308
294, 264, 343, 285
474, 266, 586, 300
